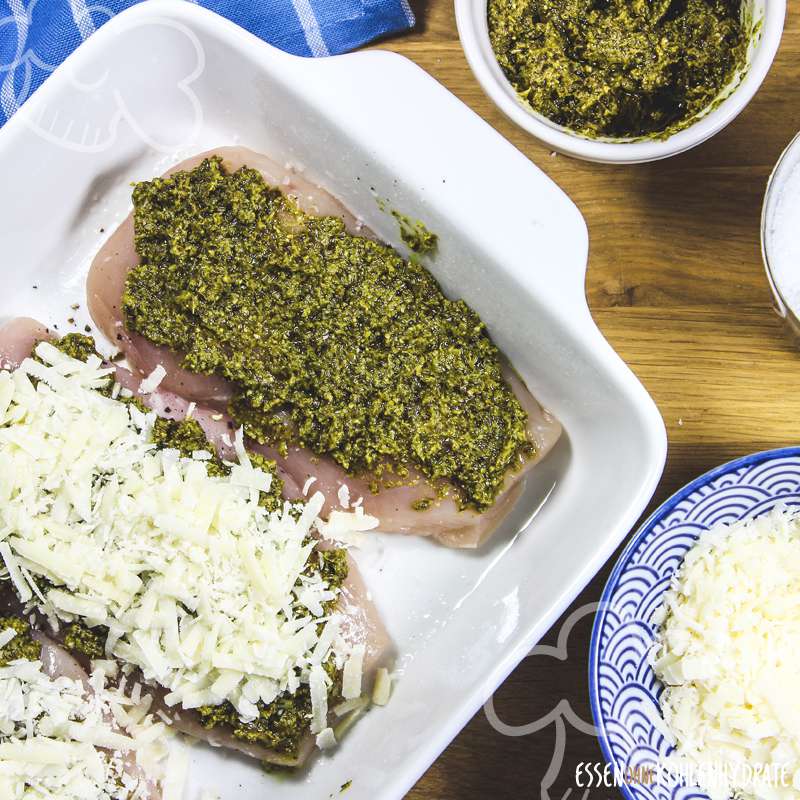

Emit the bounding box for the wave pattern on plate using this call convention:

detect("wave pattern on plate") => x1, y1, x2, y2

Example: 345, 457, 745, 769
589, 448, 800, 800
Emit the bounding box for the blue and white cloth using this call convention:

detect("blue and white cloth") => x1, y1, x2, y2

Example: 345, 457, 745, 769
0, 0, 415, 126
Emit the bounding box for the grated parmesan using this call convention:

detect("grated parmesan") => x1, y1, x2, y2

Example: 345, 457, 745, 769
341, 644, 365, 700
315, 726, 337, 750
372, 668, 392, 707
654, 507, 800, 800
161, 743, 190, 800
138, 364, 166, 395
316, 509, 379, 547
0, 345, 363, 745
0, 627, 17, 649
0, 542, 32, 603
0, 658, 169, 798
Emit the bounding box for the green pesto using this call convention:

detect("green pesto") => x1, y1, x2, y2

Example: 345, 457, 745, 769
150, 416, 229, 478
63, 622, 105, 660
0, 616, 40, 665
123, 157, 531, 510
54, 332, 102, 363
149, 414, 283, 504
197, 655, 340, 757
488, 0, 747, 139
30, 334, 107, 389
297, 541, 349, 617
314, 547, 349, 617
248, 451, 285, 513
133, 401, 285, 505
390, 211, 438, 255
197, 682, 311, 756
316, 547, 348, 590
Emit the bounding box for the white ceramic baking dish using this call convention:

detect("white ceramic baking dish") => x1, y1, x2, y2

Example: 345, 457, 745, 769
0, 3, 666, 797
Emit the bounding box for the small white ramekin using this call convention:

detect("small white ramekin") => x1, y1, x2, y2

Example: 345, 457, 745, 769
762, 130, 800, 342
455, 0, 786, 164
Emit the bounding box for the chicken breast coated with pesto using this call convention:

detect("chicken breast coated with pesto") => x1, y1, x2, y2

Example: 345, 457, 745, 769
0, 319, 394, 769
87, 147, 562, 548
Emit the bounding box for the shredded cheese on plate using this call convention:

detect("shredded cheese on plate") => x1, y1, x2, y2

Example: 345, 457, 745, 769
654, 507, 800, 800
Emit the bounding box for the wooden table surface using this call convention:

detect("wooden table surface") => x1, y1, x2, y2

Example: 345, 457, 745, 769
371, 2, 800, 798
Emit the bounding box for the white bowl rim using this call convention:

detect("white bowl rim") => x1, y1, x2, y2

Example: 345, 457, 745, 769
761, 130, 800, 321
455, 0, 787, 164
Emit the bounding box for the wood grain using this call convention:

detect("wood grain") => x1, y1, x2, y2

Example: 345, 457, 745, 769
368, 2, 800, 798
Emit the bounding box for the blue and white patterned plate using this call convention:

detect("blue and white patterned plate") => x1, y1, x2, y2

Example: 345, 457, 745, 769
589, 447, 800, 800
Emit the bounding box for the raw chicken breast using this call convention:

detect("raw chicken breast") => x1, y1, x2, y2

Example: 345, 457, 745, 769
35, 632, 90, 684
0, 319, 394, 767
0, 317, 52, 369
85, 147, 563, 547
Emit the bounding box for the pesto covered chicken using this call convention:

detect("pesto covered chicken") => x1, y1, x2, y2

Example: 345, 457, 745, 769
88, 148, 562, 547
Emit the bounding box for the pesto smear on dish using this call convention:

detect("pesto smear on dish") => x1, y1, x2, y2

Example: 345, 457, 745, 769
488, 0, 747, 139
390, 210, 438, 255
122, 157, 532, 510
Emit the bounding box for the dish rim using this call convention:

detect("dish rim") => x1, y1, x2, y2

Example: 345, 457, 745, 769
587, 445, 800, 800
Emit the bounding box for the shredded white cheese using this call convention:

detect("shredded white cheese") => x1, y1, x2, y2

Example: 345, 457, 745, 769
333, 695, 368, 718
90, 660, 118, 680
0, 658, 168, 798
341, 644, 365, 700
161, 743, 190, 800
316, 508, 379, 547
654, 507, 800, 800
138, 364, 167, 395
0, 542, 32, 603
315, 726, 337, 750
371, 668, 392, 707
333, 703, 367, 741
0, 627, 17, 649
0, 345, 357, 741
